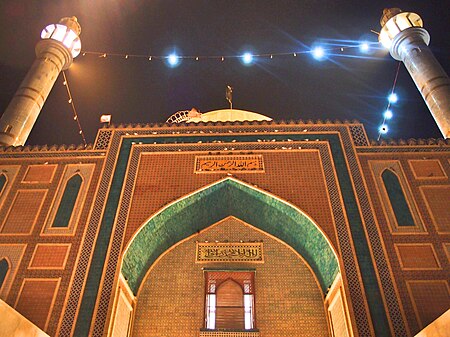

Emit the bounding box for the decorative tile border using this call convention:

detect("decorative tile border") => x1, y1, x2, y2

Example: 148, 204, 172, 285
88, 134, 374, 336
60, 123, 410, 337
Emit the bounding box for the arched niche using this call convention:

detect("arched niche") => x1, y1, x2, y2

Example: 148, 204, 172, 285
122, 177, 339, 294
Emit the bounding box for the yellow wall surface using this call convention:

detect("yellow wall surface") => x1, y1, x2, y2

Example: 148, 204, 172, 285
132, 216, 330, 337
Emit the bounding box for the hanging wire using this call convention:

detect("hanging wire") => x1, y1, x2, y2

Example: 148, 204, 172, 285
377, 61, 401, 141
62, 71, 87, 147
80, 42, 380, 61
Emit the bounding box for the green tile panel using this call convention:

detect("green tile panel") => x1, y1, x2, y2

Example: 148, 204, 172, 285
122, 178, 339, 294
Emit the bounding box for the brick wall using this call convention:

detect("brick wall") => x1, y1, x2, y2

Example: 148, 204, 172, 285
132, 217, 329, 337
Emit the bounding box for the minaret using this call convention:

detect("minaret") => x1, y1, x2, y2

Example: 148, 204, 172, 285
379, 8, 450, 139
0, 17, 81, 146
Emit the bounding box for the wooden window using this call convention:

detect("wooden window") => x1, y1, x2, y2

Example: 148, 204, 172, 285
205, 270, 255, 331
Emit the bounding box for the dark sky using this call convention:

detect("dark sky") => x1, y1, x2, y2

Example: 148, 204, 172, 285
0, 0, 448, 146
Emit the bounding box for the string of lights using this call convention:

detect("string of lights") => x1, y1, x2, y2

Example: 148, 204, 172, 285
80, 40, 381, 66
76, 39, 400, 140
62, 71, 88, 147
377, 62, 401, 140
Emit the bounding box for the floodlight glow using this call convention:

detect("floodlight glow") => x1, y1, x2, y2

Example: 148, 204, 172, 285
384, 109, 393, 119
388, 93, 398, 103
242, 52, 253, 64
312, 47, 325, 60
40, 23, 81, 58
167, 53, 180, 66
359, 42, 369, 52
379, 124, 389, 134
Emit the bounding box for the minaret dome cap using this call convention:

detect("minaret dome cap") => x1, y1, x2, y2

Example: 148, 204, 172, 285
380, 8, 402, 27
59, 16, 81, 36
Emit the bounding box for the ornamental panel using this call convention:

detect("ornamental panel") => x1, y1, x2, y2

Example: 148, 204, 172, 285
196, 242, 263, 263
195, 155, 264, 173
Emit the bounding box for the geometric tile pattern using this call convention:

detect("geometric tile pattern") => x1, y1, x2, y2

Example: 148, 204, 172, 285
1, 190, 47, 234
444, 243, 450, 263
394, 244, 441, 270
106, 130, 386, 336
14, 278, 60, 330
59, 122, 408, 337
408, 160, 446, 179
406, 280, 450, 329
89, 142, 354, 337
102, 132, 382, 337
349, 125, 369, 147
28, 244, 70, 269
419, 186, 450, 233
22, 164, 57, 183
81, 130, 376, 337
0, 244, 27, 300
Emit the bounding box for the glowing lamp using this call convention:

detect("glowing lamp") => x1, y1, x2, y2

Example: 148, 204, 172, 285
167, 53, 180, 67
388, 93, 398, 103
242, 52, 253, 64
359, 42, 369, 53
312, 47, 325, 60
379, 124, 389, 134
41, 17, 81, 58
384, 109, 393, 119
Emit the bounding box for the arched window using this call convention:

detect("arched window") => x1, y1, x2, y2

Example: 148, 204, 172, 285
382, 169, 415, 226
52, 174, 82, 228
0, 258, 9, 290
0, 174, 6, 195
216, 279, 244, 329
205, 271, 255, 331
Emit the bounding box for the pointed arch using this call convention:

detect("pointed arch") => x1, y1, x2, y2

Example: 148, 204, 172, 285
122, 178, 339, 294
381, 169, 415, 226
216, 279, 245, 329
0, 257, 10, 290
0, 174, 6, 195
52, 173, 83, 228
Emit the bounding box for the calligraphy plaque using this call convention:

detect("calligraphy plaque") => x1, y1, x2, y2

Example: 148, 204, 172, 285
195, 155, 264, 173
196, 242, 264, 263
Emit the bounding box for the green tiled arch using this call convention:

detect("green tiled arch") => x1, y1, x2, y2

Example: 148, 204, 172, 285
122, 178, 339, 294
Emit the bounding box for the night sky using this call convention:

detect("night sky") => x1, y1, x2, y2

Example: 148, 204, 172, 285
0, 1, 448, 146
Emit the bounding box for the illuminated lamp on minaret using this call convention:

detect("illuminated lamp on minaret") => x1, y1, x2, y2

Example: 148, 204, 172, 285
0, 17, 81, 146
379, 8, 450, 139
